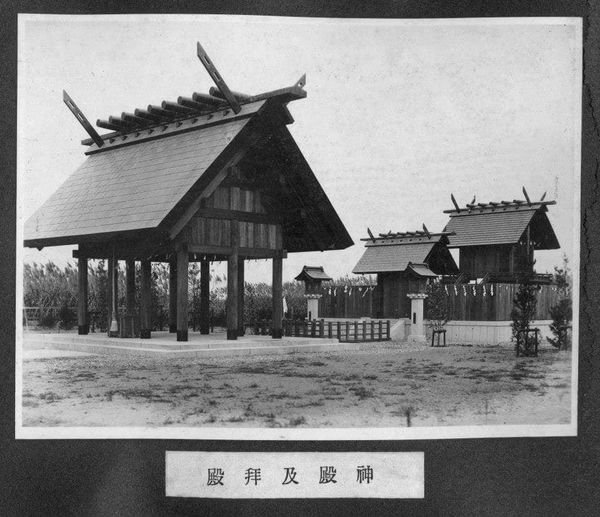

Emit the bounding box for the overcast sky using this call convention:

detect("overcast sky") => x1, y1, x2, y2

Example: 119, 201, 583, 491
18, 15, 581, 284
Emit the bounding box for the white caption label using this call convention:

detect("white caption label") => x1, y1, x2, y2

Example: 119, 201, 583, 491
166, 451, 424, 499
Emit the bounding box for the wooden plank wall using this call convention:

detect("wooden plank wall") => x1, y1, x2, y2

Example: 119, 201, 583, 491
318, 283, 561, 321
188, 186, 280, 250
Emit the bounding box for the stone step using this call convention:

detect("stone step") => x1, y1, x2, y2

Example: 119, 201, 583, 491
22, 334, 383, 358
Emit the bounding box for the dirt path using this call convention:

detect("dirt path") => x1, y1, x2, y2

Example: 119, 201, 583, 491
20, 343, 572, 428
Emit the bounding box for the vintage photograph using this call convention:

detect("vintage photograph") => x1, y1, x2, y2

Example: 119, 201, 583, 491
16, 15, 581, 439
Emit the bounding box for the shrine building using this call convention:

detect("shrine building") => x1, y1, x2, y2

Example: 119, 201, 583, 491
443, 191, 559, 283
352, 228, 458, 319
23, 44, 353, 341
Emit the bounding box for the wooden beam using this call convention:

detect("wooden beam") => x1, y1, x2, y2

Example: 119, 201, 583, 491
197, 42, 241, 114
63, 90, 104, 147
176, 244, 189, 341
140, 259, 152, 339
208, 86, 251, 102
192, 208, 281, 225
147, 104, 179, 119
200, 259, 210, 335
162, 100, 196, 114
96, 119, 124, 132
523, 186, 532, 206
187, 243, 286, 259
77, 255, 89, 335
122, 112, 149, 127
177, 96, 212, 111
107, 256, 114, 334
134, 108, 163, 122
192, 91, 226, 106
169, 255, 177, 333
272, 255, 283, 339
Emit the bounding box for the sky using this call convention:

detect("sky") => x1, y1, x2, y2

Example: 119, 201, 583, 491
17, 15, 582, 284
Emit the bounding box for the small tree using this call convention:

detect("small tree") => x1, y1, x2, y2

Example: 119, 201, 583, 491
425, 279, 449, 331
511, 267, 539, 356
547, 256, 572, 350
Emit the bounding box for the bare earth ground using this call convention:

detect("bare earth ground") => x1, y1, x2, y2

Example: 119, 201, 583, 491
20, 342, 571, 428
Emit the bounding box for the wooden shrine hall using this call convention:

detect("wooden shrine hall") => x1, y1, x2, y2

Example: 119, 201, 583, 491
352, 227, 458, 319
443, 189, 560, 283
23, 43, 353, 341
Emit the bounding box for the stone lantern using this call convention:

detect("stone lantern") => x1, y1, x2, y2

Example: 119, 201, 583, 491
294, 266, 332, 320
405, 263, 434, 344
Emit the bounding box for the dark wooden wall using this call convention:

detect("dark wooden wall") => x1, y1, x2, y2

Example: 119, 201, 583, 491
459, 243, 533, 279
187, 185, 282, 252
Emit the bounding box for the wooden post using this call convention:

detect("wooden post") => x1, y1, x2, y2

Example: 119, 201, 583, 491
237, 258, 245, 336
176, 245, 189, 342
169, 256, 177, 333
200, 259, 210, 335
140, 259, 152, 339
272, 255, 283, 339
227, 252, 239, 340
77, 255, 88, 334
106, 257, 114, 335
126, 259, 136, 314
108, 257, 119, 337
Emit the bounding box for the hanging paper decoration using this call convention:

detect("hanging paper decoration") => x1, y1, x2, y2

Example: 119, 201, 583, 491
362, 287, 368, 297
483, 285, 487, 297
491, 284, 494, 296
444, 285, 448, 295
454, 285, 458, 296
472, 285, 476, 296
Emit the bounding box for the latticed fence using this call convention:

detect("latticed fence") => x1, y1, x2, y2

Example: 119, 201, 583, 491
252, 318, 391, 342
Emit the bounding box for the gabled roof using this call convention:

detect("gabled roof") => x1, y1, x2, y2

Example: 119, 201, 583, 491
24, 104, 260, 244
295, 265, 332, 282
24, 83, 353, 253
443, 199, 559, 249
352, 231, 454, 274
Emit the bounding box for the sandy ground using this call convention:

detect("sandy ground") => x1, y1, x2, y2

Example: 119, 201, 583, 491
20, 342, 572, 428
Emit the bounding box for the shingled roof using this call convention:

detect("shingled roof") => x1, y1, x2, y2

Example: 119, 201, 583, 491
352, 231, 458, 275
443, 198, 560, 249
294, 265, 332, 282
24, 71, 353, 254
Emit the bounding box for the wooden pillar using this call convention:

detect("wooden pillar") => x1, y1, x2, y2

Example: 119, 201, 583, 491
108, 257, 119, 337
169, 255, 177, 333
126, 259, 136, 314
237, 258, 245, 336
226, 252, 239, 340
77, 255, 88, 335
140, 259, 152, 339
200, 259, 210, 335
272, 254, 283, 339
106, 257, 113, 334
176, 245, 189, 342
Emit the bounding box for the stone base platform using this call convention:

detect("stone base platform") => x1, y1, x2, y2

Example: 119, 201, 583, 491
21, 331, 375, 358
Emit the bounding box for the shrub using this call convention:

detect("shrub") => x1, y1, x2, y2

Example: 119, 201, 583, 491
546, 257, 572, 350
425, 279, 449, 330
57, 302, 76, 330
38, 310, 57, 329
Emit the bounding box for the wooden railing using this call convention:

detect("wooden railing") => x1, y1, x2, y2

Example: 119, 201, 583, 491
252, 319, 391, 342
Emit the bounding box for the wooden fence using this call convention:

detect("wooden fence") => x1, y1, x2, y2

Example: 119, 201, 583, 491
318, 283, 561, 321
318, 285, 376, 319
252, 319, 391, 342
